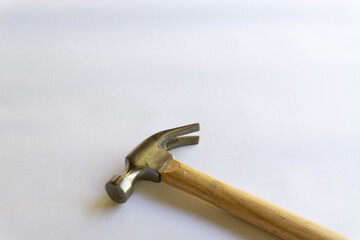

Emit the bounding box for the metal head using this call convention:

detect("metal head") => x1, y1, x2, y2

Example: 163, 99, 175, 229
105, 123, 200, 203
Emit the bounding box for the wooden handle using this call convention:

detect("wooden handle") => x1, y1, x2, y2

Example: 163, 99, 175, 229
160, 159, 349, 240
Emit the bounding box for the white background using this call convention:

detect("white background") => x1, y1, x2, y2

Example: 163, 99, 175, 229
1, 1, 359, 239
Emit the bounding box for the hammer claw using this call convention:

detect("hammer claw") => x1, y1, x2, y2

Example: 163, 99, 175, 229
159, 123, 200, 140
164, 136, 200, 151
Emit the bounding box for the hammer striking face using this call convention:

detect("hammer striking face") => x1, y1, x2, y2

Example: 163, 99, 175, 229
105, 123, 350, 240
105, 123, 200, 203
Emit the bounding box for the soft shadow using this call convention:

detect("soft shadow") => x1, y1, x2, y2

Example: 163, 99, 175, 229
89, 194, 120, 216
136, 181, 280, 240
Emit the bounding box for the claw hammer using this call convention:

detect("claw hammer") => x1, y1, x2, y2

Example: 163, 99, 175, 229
105, 123, 349, 240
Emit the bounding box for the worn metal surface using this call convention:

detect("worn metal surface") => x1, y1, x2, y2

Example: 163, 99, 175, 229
105, 123, 200, 203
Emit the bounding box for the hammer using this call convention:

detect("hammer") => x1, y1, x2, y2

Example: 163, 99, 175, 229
105, 123, 349, 240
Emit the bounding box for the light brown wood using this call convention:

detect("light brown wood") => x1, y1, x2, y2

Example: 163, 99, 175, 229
160, 159, 350, 240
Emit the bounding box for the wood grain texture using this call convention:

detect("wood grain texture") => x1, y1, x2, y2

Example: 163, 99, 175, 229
160, 159, 349, 240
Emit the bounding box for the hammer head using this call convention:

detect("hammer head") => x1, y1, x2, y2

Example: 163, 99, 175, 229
105, 123, 200, 203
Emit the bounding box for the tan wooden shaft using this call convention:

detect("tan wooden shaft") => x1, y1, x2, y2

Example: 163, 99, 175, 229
160, 159, 349, 240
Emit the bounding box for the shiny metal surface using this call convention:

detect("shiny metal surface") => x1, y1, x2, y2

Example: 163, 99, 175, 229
105, 123, 199, 203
